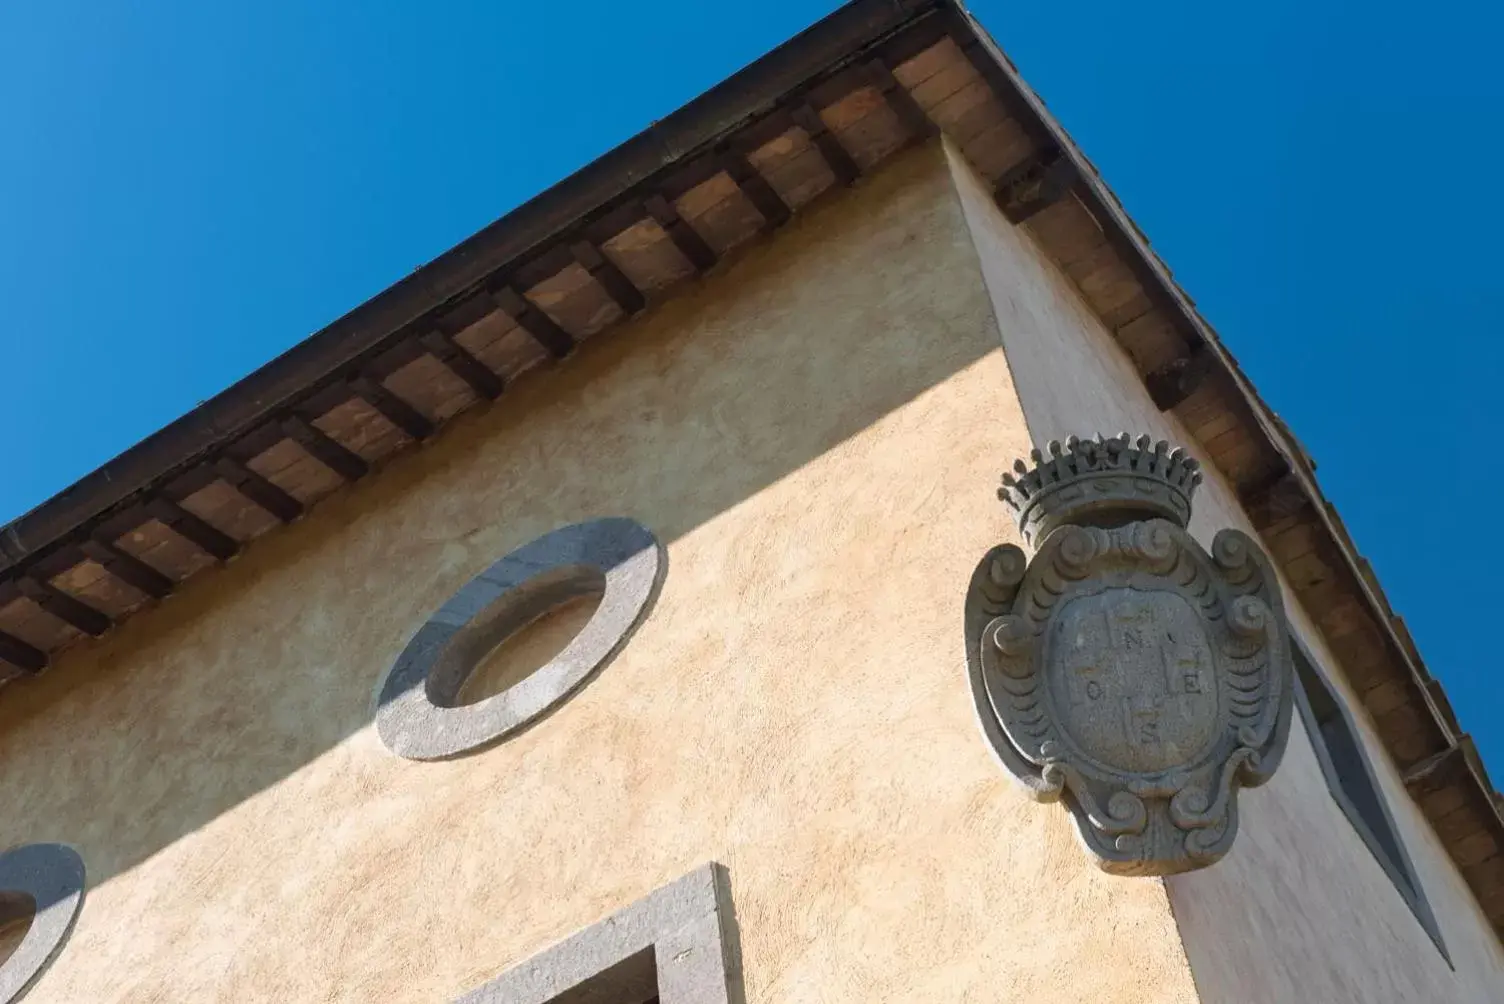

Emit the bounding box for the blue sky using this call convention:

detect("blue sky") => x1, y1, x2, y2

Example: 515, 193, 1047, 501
1, 2, 1499, 771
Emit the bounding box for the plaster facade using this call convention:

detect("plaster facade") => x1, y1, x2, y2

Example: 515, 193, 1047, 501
949, 142, 1504, 1001
0, 146, 1201, 1003
5, 127, 1498, 1004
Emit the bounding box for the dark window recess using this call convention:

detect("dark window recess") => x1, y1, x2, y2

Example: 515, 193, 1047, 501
454, 864, 736, 1004
1293, 644, 1449, 960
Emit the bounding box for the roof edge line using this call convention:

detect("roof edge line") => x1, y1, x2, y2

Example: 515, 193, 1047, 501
0, 0, 945, 567
955, 2, 1504, 894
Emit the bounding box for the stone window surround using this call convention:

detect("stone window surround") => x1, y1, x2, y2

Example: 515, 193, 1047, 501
1292, 640, 1449, 961
454, 863, 741, 1004
0, 843, 85, 1004
376, 517, 663, 761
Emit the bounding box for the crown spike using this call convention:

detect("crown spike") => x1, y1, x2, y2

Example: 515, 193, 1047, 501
998, 433, 1202, 544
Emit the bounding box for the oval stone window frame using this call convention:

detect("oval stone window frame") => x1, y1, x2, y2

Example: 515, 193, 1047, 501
0, 843, 85, 1004
376, 518, 663, 761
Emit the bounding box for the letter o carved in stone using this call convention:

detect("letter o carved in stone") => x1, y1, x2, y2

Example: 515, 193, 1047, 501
376, 518, 663, 761
0, 843, 85, 1004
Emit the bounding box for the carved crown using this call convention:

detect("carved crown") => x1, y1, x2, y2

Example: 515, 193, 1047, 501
999, 434, 1204, 545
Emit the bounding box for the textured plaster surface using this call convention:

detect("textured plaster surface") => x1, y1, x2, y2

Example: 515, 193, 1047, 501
0, 146, 1196, 1003
949, 142, 1504, 1002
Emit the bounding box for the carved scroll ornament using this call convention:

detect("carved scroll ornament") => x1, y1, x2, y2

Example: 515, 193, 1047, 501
966, 435, 1294, 875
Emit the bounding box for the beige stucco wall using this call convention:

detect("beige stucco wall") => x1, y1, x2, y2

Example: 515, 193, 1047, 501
0, 145, 1200, 1003
948, 142, 1504, 1002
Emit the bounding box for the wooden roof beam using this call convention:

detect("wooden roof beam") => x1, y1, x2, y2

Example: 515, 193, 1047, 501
214, 457, 304, 524
1404, 743, 1469, 792
865, 58, 935, 142
791, 102, 861, 187
79, 538, 175, 600
1145, 342, 1216, 412
995, 146, 1078, 225
0, 629, 46, 675
418, 331, 504, 400
571, 241, 647, 316
282, 415, 370, 482
493, 286, 574, 360
720, 150, 791, 232
147, 499, 240, 562
16, 576, 111, 637
162, 460, 301, 526
351, 376, 436, 442
1238, 463, 1311, 530
645, 194, 717, 274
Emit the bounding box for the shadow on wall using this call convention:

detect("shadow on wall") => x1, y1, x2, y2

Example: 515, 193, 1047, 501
0, 146, 997, 914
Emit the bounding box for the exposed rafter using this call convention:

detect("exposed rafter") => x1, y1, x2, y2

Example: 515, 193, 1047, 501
215, 457, 304, 523
571, 241, 647, 316
791, 102, 861, 187
994, 146, 1077, 224
283, 415, 370, 482
645, 195, 717, 274
721, 151, 791, 232
419, 331, 504, 401
494, 286, 574, 360
866, 58, 936, 143
16, 577, 110, 638
0, 630, 46, 675
147, 499, 240, 562
1144, 343, 1216, 412
351, 376, 436, 442
80, 539, 175, 600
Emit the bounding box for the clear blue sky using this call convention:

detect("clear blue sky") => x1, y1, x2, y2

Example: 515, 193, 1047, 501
2, 2, 1499, 771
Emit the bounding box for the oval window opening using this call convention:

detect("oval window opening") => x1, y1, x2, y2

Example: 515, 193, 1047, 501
0, 893, 34, 971
452, 589, 605, 708
0, 843, 84, 1002
376, 518, 663, 761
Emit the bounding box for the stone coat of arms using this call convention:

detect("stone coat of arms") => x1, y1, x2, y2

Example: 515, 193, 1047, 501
965, 434, 1294, 875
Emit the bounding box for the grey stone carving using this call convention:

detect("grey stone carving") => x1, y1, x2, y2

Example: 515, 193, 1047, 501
377, 518, 663, 761
965, 435, 1294, 875
0, 843, 85, 1004
454, 863, 741, 1004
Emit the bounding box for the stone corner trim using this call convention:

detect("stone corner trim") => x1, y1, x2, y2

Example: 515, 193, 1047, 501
454, 862, 741, 1004
376, 518, 664, 761
0, 843, 86, 1004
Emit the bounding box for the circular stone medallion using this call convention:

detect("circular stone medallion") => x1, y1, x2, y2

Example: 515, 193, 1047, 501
376, 518, 662, 761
